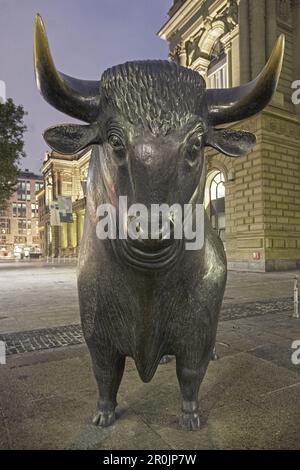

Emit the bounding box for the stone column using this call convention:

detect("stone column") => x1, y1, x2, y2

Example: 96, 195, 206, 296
266, 0, 277, 57
67, 222, 72, 249
249, 0, 266, 77
69, 214, 77, 249
231, 35, 240, 86
224, 42, 233, 87
177, 41, 187, 66
239, 0, 251, 83
53, 226, 60, 257
60, 224, 68, 250
77, 211, 85, 245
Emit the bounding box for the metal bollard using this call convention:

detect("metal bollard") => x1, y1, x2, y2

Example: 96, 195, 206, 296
293, 276, 299, 319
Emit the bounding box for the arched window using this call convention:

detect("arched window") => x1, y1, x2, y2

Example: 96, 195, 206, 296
207, 40, 227, 89
207, 171, 226, 243
210, 171, 225, 201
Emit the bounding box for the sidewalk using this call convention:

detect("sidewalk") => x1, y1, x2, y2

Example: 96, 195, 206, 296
0, 264, 298, 333
0, 311, 299, 449
0, 266, 299, 449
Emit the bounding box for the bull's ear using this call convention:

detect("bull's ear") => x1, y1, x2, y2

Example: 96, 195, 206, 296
43, 123, 99, 155
206, 128, 256, 157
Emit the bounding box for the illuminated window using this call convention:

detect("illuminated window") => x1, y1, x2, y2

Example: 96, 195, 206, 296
208, 171, 226, 242
207, 40, 228, 89
35, 182, 43, 193
31, 203, 39, 217
0, 218, 10, 234
17, 181, 31, 201
18, 203, 26, 218
14, 236, 26, 244
13, 203, 26, 218
18, 219, 27, 234
210, 172, 225, 201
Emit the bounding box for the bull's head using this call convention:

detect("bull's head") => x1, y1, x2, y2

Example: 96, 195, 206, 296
34, 15, 284, 255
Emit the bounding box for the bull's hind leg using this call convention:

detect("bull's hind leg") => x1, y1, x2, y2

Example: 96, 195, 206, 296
176, 354, 210, 431
87, 339, 125, 427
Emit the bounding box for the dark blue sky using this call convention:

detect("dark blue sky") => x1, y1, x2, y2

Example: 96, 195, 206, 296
0, 0, 171, 173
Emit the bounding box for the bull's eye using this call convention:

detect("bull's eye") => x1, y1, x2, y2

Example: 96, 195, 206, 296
108, 134, 125, 150
186, 132, 203, 164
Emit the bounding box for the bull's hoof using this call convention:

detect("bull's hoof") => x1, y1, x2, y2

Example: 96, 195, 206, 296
160, 355, 172, 364
179, 412, 201, 431
93, 410, 115, 427
211, 346, 219, 361
211, 350, 219, 361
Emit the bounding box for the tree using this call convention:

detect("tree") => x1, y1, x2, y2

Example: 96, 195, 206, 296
0, 98, 27, 209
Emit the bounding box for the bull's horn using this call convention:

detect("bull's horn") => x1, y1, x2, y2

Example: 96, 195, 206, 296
206, 34, 285, 125
34, 14, 100, 123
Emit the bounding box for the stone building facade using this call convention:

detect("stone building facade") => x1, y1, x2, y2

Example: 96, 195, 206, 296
0, 170, 43, 257
38, 149, 91, 257
159, 0, 300, 271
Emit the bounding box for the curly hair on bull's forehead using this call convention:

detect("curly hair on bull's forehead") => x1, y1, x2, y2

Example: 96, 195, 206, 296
99, 60, 206, 134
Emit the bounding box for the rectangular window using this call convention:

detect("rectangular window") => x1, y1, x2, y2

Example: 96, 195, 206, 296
17, 203, 26, 218
13, 203, 17, 217
62, 182, 72, 195
31, 203, 39, 217
207, 62, 228, 90
17, 181, 25, 200
18, 219, 27, 234
14, 236, 27, 244
35, 182, 43, 192
0, 218, 10, 234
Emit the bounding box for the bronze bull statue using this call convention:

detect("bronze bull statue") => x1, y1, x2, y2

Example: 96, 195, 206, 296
34, 15, 284, 430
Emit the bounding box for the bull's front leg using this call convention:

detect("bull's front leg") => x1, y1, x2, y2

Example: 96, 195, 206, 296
87, 338, 125, 427
176, 354, 210, 431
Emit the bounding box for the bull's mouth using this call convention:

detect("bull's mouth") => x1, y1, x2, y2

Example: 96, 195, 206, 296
110, 188, 202, 271
112, 233, 184, 271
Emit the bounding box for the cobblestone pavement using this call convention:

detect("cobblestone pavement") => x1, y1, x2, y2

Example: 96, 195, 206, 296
0, 324, 83, 355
